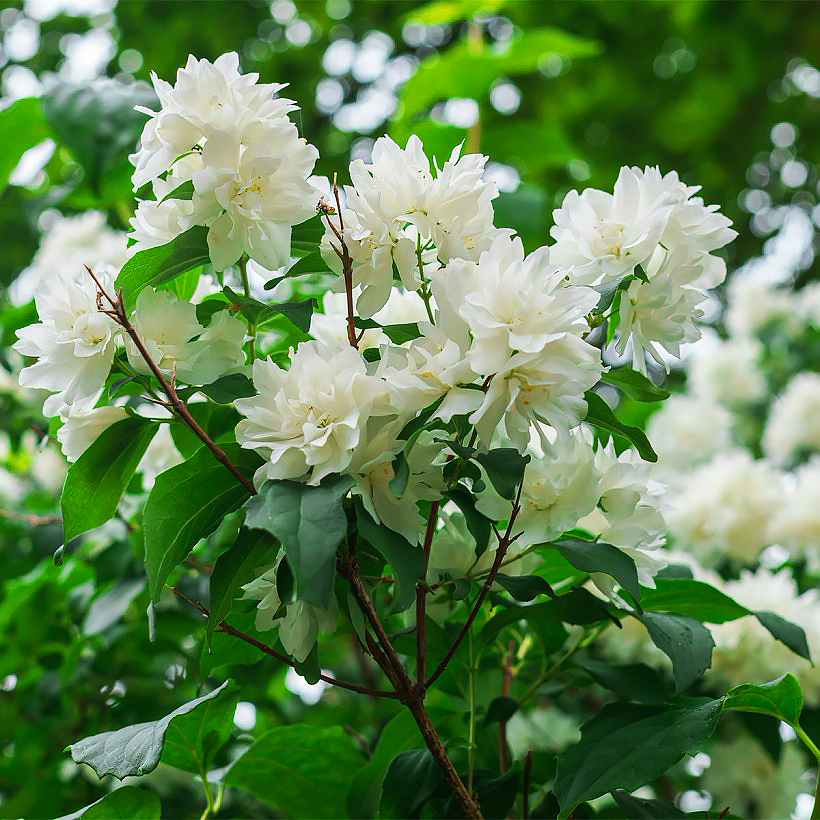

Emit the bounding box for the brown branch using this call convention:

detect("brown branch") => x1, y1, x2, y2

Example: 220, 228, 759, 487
85, 266, 256, 496
522, 750, 532, 819
426, 481, 524, 689
171, 587, 399, 700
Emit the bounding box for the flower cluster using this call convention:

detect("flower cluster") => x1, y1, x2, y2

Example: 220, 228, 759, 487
130, 52, 319, 271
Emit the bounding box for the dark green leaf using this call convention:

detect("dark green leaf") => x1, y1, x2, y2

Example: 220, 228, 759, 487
380, 748, 443, 819
61, 417, 157, 543
553, 539, 641, 603
143, 444, 259, 602
265, 251, 329, 288
639, 578, 748, 623
754, 611, 813, 662
196, 373, 256, 404
584, 391, 657, 462
389, 450, 410, 498
476, 448, 530, 500
600, 369, 670, 402
0, 97, 49, 195
68, 681, 230, 780
638, 612, 715, 693
553, 698, 723, 812
57, 787, 161, 820
494, 573, 555, 602
244, 475, 353, 608
226, 724, 364, 819
484, 696, 518, 726
446, 486, 492, 556
207, 529, 278, 639
222, 286, 316, 332
574, 658, 670, 703
159, 179, 194, 203
116, 226, 211, 309
723, 674, 803, 726
355, 502, 424, 613
356, 317, 423, 344
611, 790, 685, 818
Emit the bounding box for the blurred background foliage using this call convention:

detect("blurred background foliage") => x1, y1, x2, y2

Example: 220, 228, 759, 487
0, 1, 818, 818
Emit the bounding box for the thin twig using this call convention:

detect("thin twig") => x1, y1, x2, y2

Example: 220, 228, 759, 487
416, 499, 440, 685
85, 267, 256, 496
171, 587, 399, 699
426, 481, 525, 689
522, 750, 532, 819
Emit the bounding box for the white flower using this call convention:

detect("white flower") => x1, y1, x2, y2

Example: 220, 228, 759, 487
15, 268, 120, 416
179, 308, 247, 386
138, 422, 183, 489
770, 458, 820, 570
763, 372, 820, 464
322, 135, 504, 317
242, 561, 338, 663
664, 451, 782, 566
191, 130, 319, 270
235, 341, 392, 486
130, 52, 298, 189
10, 212, 128, 307
709, 567, 820, 705
647, 394, 733, 469
56, 405, 129, 462
725, 273, 793, 337
689, 335, 766, 405
549, 166, 673, 286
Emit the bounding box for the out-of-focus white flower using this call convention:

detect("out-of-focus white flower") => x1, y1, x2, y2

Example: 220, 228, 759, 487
709, 567, 820, 704
796, 282, 820, 328
701, 736, 808, 820
235, 341, 391, 486
56, 405, 129, 463
664, 451, 782, 566
763, 372, 820, 464
322, 135, 504, 317
725, 274, 793, 337
549, 166, 673, 285
14, 268, 120, 416
242, 561, 338, 662
647, 394, 733, 469
11, 212, 128, 307
770, 458, 820, 570
689, 336, 766, 405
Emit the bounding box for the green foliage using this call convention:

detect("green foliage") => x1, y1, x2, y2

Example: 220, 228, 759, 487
222, 286, 317, 332
58, 787, 161, 820
143, 445, 258, 601
225, 724, 364, 818
61, 417, 157, 542
584, 390, 658, 462
380, 749, 442, 819
0, 97, 50, 195
68, 681, 232, 779
723, 674, 803, 726
244, 475, 353, 608
600, 368, 671, 402
553, 538, 641, 603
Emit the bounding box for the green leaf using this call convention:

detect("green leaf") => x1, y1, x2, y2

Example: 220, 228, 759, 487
41, 79, 156, 192
476, 448, 530, 499
355, 502, 425, 613
574, 658, 670, 703
207, 528, 278, 639
143, 444, 259, 602
116, 226, 211, 310
225, 724, 363, 819
61, 417, 157, 543
356, 317, 423, 344
82, 578, 145, 636
484, 695, 518, 726
159, 179, 194, 203
553, 698, 723, 812
196, 373, 255, 404
222, 286, 316, 332
584, 391, 657, 462
243, 475, 353, 608
723, 674, 803, 726
380, 748, 443, 819
638, 612, 715, 693
754, 611, 812, 662
389, 450, 410, 498
611, 790, 686, 819
494, 573, 554, 602
160, 683, 238, 774
68, 681, 231, 780
405, 0, 504, 25
57, 787, 161, 820
600, 369, 670, 402
348, 711, 423, 818
553, 539, 641, 603
446, 486, 492, 555
0, 97, 50, 195
639, 578, 748, 623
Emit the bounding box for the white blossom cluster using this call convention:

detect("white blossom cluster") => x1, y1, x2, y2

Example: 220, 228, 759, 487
12, 52, 740, 663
